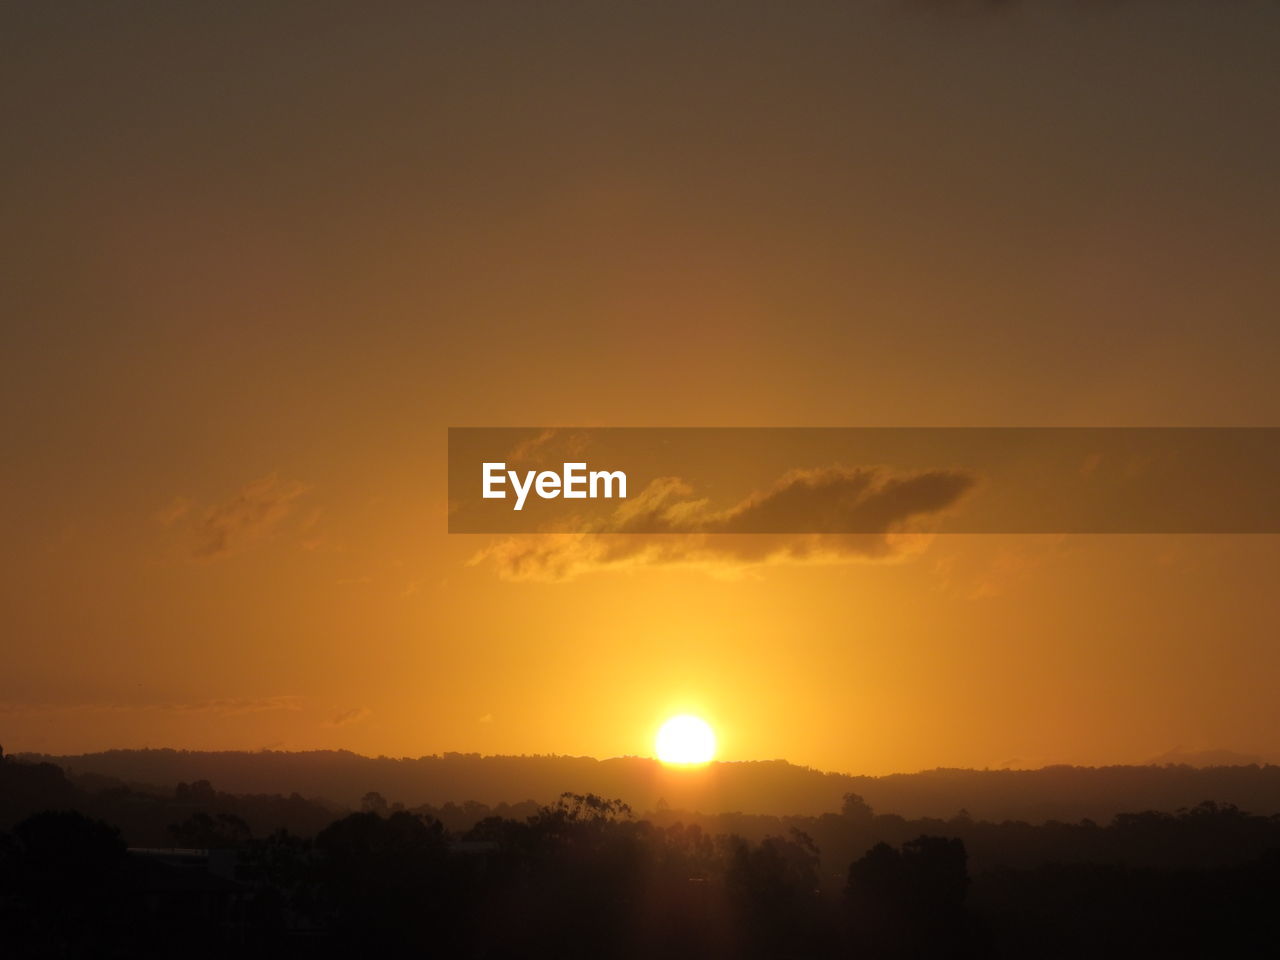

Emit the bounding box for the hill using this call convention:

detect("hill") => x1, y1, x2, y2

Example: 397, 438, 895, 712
18, 749, 1280, 822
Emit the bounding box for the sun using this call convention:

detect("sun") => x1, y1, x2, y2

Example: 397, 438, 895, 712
655, 714, 717, 765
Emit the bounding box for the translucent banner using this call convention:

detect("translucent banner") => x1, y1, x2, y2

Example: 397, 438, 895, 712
448, 428, 1280, 534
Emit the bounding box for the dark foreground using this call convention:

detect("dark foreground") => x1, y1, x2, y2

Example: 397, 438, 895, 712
3, 756, 1279, 958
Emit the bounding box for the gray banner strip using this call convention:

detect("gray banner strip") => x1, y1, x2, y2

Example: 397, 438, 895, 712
449, 428, 1280, 534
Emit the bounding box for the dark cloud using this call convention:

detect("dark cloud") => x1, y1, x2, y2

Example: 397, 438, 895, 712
473, 465, 976, 581
621, 466, 975, 536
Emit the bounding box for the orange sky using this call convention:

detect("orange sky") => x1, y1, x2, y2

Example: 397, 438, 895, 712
3, 2, 1280, 774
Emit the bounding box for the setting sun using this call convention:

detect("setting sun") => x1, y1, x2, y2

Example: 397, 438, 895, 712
655, 714, 717, 765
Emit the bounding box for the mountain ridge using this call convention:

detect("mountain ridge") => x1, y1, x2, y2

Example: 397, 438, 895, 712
17, 748, 1280, 823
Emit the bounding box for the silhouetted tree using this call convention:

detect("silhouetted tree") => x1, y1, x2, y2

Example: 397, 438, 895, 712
725, 828, 824, 956
312, 810, 455, 953
842, 792, 874, 822
174, 779, 217, 804
0, 811, 131, 954
168, 811, 252, 848
847, 835, 973, 957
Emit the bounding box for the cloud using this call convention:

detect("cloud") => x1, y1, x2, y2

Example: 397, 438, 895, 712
931, 535, 1068, 600
0, 696, 303, 717
507, 428, 590, 464
472, 465, 975, 581
164, 696, 304, 715
327, 706, 372, 727
160, 473, 308, 560
154, 496, 193, 526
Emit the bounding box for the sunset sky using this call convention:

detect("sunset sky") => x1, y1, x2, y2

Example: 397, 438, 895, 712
4, 1, 1279, 774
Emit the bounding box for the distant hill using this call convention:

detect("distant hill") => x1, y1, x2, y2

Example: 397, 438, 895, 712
1147, 747, 1266, 767
17, 749, 1280, 823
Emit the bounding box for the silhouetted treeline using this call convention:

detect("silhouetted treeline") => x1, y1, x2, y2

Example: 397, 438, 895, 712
3, 751, 1280, 958
22, 747, 1280, 821
0, 751, 338, 847
419, 794, 1280, 880
10, 753, 1280, 879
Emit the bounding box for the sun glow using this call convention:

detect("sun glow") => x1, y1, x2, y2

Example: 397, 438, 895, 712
655, 714, 717, 765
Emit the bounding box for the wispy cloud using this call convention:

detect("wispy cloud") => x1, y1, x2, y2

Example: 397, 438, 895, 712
158, 473, 309, 560
507, 428, 591, 464
154, 497, 193, 526
0, 696, 303, 717
326, 706, 372, 727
